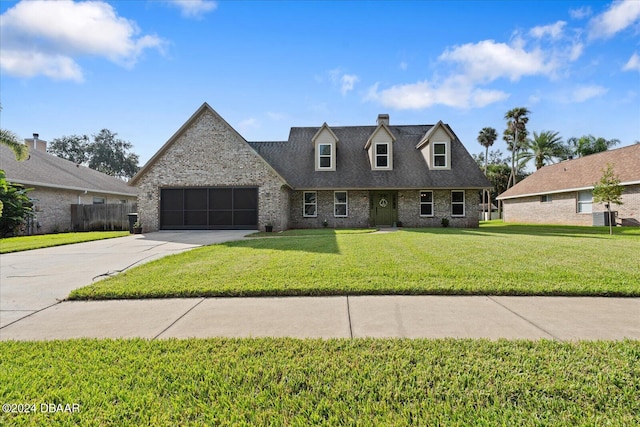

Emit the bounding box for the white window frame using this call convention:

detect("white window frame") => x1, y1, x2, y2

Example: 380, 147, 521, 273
433, 142, 448, 168
451, 191, 465, 217
303, 191, 317, 217
93, 197, 105, 205
420, 190, 434, 217
577, 190, 592, 213
318, 143, 333, 170
540, 195, 552, 203
334, 191, 348, 217
374, 143, 390, 169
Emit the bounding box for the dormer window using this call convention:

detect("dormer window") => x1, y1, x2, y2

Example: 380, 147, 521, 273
312, 123, 339, 171
318, 144, 333, 169
433, 142, 448, 168
375, 143, 389, 168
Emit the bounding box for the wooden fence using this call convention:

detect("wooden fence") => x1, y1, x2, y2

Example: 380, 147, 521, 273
71, 203, 137, 232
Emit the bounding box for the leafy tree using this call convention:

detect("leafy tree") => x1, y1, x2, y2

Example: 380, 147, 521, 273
48, 135, 89, 164
1, 105, 29, 218
88, 129, 140, 180
592, 163, 624, 235
477, 127, 497, 217
504, 107, 530, 188
49, 129, 140, 180
563, 135, 619, 159
521, 130, 564, 170
0, 170, 33, 237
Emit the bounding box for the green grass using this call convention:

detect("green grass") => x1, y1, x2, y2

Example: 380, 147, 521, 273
70, 224, 640, 299
1, 339, 637, 426
0, 231, 129, 253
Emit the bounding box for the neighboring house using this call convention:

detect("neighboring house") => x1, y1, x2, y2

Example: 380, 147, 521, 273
131, 103, 490, 232
497, 144, 640, 226
1, 138, 137, 234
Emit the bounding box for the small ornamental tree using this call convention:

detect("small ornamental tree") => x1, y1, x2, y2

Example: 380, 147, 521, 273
0, 170, 34, 237
592, 163, 624, 235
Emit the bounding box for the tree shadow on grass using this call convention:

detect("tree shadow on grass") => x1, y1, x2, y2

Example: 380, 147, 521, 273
403, 224, 639, 240
221, 233, 341, 255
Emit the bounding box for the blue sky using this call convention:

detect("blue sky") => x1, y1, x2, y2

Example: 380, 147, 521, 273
1, 0, 639, 168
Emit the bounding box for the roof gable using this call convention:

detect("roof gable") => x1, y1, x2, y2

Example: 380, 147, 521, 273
498, 144, 640, 200
130, 102, 288, 186
416, 120, 456, 149
311, 123, 339, 144
364, 123, 396, 149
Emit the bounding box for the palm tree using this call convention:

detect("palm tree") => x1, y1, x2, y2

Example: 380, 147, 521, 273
504, 107, 530, 188
477, 127, 497, 219
0, 129, 28, 161
521, 130, 564, 170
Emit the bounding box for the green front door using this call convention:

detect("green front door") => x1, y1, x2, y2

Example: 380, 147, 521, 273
371, 191, 397, 226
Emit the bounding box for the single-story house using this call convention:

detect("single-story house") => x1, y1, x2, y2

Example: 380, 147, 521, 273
130, 103, 490, 232
497, 144, 640, 226
1, 137, 137, 234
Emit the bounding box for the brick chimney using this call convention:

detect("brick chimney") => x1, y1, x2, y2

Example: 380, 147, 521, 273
25, 133, 47, 152
377, 114, 389, 126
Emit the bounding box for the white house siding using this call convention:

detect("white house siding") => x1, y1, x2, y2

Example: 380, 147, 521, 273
135, 109, 289, 232
28, 187, 135, 234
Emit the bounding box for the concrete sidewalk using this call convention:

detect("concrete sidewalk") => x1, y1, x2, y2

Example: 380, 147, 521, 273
1, 295, 638, 341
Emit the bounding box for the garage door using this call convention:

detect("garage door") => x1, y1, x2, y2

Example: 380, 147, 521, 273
160, 187, 258, 230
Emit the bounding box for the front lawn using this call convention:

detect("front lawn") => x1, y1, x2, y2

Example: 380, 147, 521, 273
0, 231, 130, 254
1, 339, 637, 426
70, 224, 640, 299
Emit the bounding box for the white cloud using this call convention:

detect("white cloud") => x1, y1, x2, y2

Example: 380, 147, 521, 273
589, 0, 640, 39
266, 111, 287, 120
340, 74, 359, 95
0, 0, 164, 81
399, 61, 408, 71
570, 6, 592, 20
623, 52, 640, 72
571, 85, 608, 102
366, 76, 509, 110
166, 0, 217, 19
438, 39, 555, 83
530, 21, 566, 39
328, 68, 359, 95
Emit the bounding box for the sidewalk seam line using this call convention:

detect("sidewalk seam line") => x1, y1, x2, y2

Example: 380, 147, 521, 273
153, 298, 206, 340
346, 296, 353, 339
487, 296, 563, 342
0, 301, 62, 330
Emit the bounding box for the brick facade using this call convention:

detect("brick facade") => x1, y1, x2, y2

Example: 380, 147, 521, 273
502, 184, 639, 226
135, 108, 289, 232
28, 187, 135, 234
288, 189, 480, 229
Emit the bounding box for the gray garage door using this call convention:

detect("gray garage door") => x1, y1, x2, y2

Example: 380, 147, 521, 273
160, 187, 258, 230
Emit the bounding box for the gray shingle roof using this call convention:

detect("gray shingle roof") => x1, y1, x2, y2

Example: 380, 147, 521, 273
249, 124, 490, 189
0, 145, 136, 196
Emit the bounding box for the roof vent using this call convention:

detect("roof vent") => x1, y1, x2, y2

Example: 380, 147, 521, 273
377, 114, 389, 126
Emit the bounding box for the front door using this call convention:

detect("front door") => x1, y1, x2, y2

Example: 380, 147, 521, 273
371, 191, 397, 226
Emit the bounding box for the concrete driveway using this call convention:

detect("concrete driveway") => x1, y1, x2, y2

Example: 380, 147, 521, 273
0, 230, 252, 327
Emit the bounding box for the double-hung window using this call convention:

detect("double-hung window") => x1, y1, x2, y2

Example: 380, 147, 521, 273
303, 192, 317, 217
375, 143, 389, 168
318, 144, 332, 169
420, 191, 434, 216
577, 190, 592, 213
433, 142, 447, 168
334, 191, 348, 217
451, 191, 465, 216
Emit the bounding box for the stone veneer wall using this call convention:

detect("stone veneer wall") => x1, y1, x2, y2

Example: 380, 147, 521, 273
289, 190, 370, 229
502, 184, 640, 226
289, 189, 479, 229
398, 190, 480, 228
27, 187, 135, 234
135, 109, 289, 232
